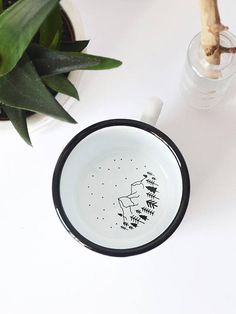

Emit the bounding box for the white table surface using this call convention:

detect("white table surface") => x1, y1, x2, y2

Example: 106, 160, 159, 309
1, 0, 236, 313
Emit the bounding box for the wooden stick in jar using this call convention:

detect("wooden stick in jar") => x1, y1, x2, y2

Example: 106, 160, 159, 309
199, 0, 236, 65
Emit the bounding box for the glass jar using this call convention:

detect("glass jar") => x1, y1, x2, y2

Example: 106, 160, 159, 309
181, 31, 236, 109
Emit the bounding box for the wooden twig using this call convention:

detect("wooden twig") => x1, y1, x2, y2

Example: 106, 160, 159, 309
199, 0, 228, 64
220, 46, 236, 54
199, 0, 236, 66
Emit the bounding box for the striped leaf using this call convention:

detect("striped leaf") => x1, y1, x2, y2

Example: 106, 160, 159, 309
1, 104, 31, 145
0, 0, 59, 76
0, 54, 76, 123
28, 44, 122, 77
40, 3, 62, 49
43, 74, 79, 100
60, 40, 90, 52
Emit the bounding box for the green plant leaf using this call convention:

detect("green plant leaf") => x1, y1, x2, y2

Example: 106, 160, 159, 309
0, 54, 76, 123
0, 0, 59, 76
1, 104, 31, 145
28, 44, 122, 77
40, 3, 62, 49
60, 40, 90, 52
0, 0, 3, 13
43, 74, 79, 100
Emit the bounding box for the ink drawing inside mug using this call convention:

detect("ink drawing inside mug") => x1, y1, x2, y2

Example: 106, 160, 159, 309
52, 119, 190, 256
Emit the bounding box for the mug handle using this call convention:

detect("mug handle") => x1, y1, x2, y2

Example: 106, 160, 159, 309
140, 97, 163, 127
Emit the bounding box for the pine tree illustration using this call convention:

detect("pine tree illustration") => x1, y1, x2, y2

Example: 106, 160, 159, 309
131, 223, 138, 228
139, 215, 148, 221
118, 213, 123, 217
141, 207, 155, 216
146, 192, 159, 200
146, 179, 158, 186
146, 200, 158, 209
130, 215, 144, 224
146, 186, 157, 193
123, 221, 128, 227
136, 209, 141, 214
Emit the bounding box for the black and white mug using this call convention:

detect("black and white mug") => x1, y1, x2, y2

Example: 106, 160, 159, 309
52, 101, 190, 257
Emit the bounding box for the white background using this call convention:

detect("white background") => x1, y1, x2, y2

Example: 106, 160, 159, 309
1, 0, 236, 313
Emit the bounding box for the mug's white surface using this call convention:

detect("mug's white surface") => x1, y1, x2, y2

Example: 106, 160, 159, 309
60, 125, 183, 249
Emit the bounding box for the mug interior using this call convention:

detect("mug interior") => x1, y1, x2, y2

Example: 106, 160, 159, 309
55, 121, 187, 253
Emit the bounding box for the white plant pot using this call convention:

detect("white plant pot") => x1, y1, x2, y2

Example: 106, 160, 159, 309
0, 0, 85, 136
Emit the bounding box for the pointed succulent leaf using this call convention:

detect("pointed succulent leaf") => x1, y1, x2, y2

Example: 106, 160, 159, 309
43, 74, 79, 100
40, 3, 62, 49
28, 44, 122, 77
0, 54, 76, 123
1, 104, 31, 145
60, 40, 90, 52
0, 0, 59, 76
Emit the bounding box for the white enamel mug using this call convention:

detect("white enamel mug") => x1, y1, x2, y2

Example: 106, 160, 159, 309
52, 100, 190, 257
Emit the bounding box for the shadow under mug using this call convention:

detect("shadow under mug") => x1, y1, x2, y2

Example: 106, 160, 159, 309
52, 103, 190, 257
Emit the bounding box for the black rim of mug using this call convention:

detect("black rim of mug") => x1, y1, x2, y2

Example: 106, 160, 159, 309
52, 119, 190, 257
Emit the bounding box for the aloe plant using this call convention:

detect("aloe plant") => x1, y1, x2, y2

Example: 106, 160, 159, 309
0, 0, 122, 144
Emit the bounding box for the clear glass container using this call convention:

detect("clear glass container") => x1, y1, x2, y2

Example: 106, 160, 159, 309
181, 31, 236, 109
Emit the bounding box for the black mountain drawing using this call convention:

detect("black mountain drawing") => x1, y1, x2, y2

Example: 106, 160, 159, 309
117, 171, 159, 230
